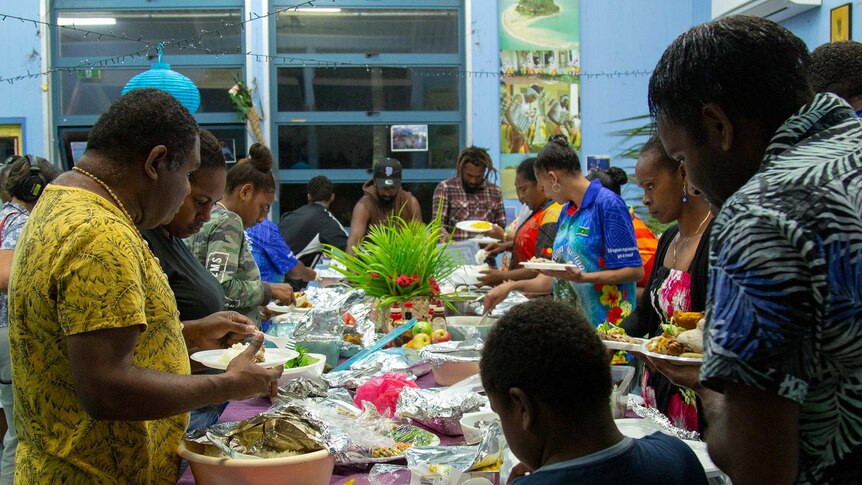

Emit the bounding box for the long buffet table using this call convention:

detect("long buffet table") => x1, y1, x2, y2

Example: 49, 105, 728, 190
176, 370, 461, 485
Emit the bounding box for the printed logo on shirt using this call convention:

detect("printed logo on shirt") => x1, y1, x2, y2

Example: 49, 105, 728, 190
207, 251, 229, 282
577, 226, 590, 237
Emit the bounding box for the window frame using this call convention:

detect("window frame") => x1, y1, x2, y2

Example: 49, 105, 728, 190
50, 0, 246, 167
269, 0, 465, 190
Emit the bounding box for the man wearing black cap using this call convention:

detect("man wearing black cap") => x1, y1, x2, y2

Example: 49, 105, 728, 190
346, 158, 421, 254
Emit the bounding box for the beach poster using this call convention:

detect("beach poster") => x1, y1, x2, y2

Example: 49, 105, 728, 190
499, 0, 581, 154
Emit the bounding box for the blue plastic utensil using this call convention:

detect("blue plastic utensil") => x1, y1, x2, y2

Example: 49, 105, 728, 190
331, 318, 416, 372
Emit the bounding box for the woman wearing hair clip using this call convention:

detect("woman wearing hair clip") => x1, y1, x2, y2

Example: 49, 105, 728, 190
0, 155, 61, 485
484, 135, 644, 328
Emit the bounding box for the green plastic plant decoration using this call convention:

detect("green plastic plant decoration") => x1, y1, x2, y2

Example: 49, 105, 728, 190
324, 214, 461, 308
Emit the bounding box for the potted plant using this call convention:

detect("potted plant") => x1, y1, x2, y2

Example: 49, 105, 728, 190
324, 215, 460, 330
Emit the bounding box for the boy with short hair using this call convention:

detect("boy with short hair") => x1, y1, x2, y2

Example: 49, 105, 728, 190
480, 299, 707, 484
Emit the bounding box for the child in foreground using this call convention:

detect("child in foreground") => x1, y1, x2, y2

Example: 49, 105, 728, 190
479, 299, 707, 484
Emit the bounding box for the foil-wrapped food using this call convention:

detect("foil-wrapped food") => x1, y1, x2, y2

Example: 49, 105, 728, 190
191, 403, 349, 460
419, 340, 483, 368
629, 396, 701, 441
395, 386, 488, 435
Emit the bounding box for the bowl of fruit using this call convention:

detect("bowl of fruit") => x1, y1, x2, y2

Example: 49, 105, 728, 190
401, 320, 452, 350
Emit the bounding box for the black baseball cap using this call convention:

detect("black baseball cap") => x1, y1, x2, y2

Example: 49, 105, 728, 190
373, 158, 402, 189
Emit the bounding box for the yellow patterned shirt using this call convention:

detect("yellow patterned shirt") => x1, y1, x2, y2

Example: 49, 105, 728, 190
8, 185, 191, 484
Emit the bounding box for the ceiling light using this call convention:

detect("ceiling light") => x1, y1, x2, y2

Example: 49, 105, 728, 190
57, 17, 117, 26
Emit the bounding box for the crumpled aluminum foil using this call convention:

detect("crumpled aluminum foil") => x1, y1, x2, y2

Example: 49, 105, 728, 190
466, 419, 504, 472
275, 377, 329, 404
345, 301, 377, 347
419, 340, 483, 367
405, 445, 478, 471
322, 362, 418, 389
629, 396, 701, 441
480, 290, 529, 317
294, 288, 367, 340
201, 402, 350, 459
395, 386, 488, 435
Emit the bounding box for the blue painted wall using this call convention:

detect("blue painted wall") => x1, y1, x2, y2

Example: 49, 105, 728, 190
781, 0, 861, 48
470, 0, 708, 213
0, 1, 46, 156
579, 0, 708, 210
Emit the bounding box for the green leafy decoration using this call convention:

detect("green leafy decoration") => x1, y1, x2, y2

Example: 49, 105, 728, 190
324, 215, 460, 308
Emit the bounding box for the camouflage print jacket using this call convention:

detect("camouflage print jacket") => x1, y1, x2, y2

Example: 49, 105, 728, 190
185, 205, 271, 325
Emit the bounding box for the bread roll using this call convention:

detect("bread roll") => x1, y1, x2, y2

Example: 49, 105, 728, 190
677, 329, 704, 353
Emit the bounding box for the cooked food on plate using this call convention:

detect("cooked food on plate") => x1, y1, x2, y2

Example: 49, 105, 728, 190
645, 312, 705, 358
469, 221, 492, 231
671, 310, 702, 330
596, 322, 643, 345
219, 342, 266, 365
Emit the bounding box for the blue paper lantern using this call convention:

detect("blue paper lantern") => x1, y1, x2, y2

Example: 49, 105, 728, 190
121, 45, 200, 113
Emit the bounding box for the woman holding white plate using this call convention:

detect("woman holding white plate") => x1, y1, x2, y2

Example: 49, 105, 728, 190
620, 135, 713, 432
484, 135, 643, 327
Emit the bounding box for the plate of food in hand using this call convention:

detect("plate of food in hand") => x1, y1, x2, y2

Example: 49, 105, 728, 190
191, 343, 299, 370
471, 236, 500, 245
266, 291, 313, 314
456, 220, 493, 233
519, 257, 581, 271
596, 322, 644, 352
639, 311, 704, 365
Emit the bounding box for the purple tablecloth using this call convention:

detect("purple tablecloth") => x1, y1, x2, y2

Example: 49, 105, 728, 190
177, 371, 463, 485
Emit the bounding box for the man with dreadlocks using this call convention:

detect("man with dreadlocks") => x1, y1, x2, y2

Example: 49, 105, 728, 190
432, 146, 506, 241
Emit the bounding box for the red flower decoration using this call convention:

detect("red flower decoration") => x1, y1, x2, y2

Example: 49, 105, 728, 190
371, 272, 380, 279
606, 306, 624, 325
396, 274, 412, 287
429, 277, 440, 296
598, 256, 606, 269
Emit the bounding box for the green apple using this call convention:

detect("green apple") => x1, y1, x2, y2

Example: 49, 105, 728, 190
413, 321, 433, 336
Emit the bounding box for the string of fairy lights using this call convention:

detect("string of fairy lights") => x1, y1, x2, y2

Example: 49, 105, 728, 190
0, 2, 654, 85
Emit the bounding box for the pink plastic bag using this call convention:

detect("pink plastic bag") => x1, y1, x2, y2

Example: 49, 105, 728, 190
354, 372, 419, 415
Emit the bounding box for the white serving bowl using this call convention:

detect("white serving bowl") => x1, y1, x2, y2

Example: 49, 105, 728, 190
278, 353, 326, 386
459, 411, 500, 445
178, 440, 334, 485
446, 316, 498, 341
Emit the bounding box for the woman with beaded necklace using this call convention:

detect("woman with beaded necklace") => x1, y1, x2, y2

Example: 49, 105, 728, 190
621, 135, 713, 432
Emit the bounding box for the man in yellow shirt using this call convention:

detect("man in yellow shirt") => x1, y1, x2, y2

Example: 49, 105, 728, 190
8, 89, 282, 483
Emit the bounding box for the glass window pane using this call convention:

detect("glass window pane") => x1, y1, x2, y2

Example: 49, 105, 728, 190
279, 181, 439, 227
57, 10, 242, 57
60, 67, 241, 116
277, 67, 459, 112
276, 9, 458, 54
277, 124, 460, 170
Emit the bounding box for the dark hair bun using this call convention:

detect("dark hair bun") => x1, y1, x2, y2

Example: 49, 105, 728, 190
607, 167, 629, 187
246, 143, 274, 172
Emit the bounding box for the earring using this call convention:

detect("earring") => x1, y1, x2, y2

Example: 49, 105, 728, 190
682, 185, 688, 204
552, 182, 562, 194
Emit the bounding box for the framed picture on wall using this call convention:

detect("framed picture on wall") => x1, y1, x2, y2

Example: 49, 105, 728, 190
831, 3, 852, 42
391, 125, 429, 152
